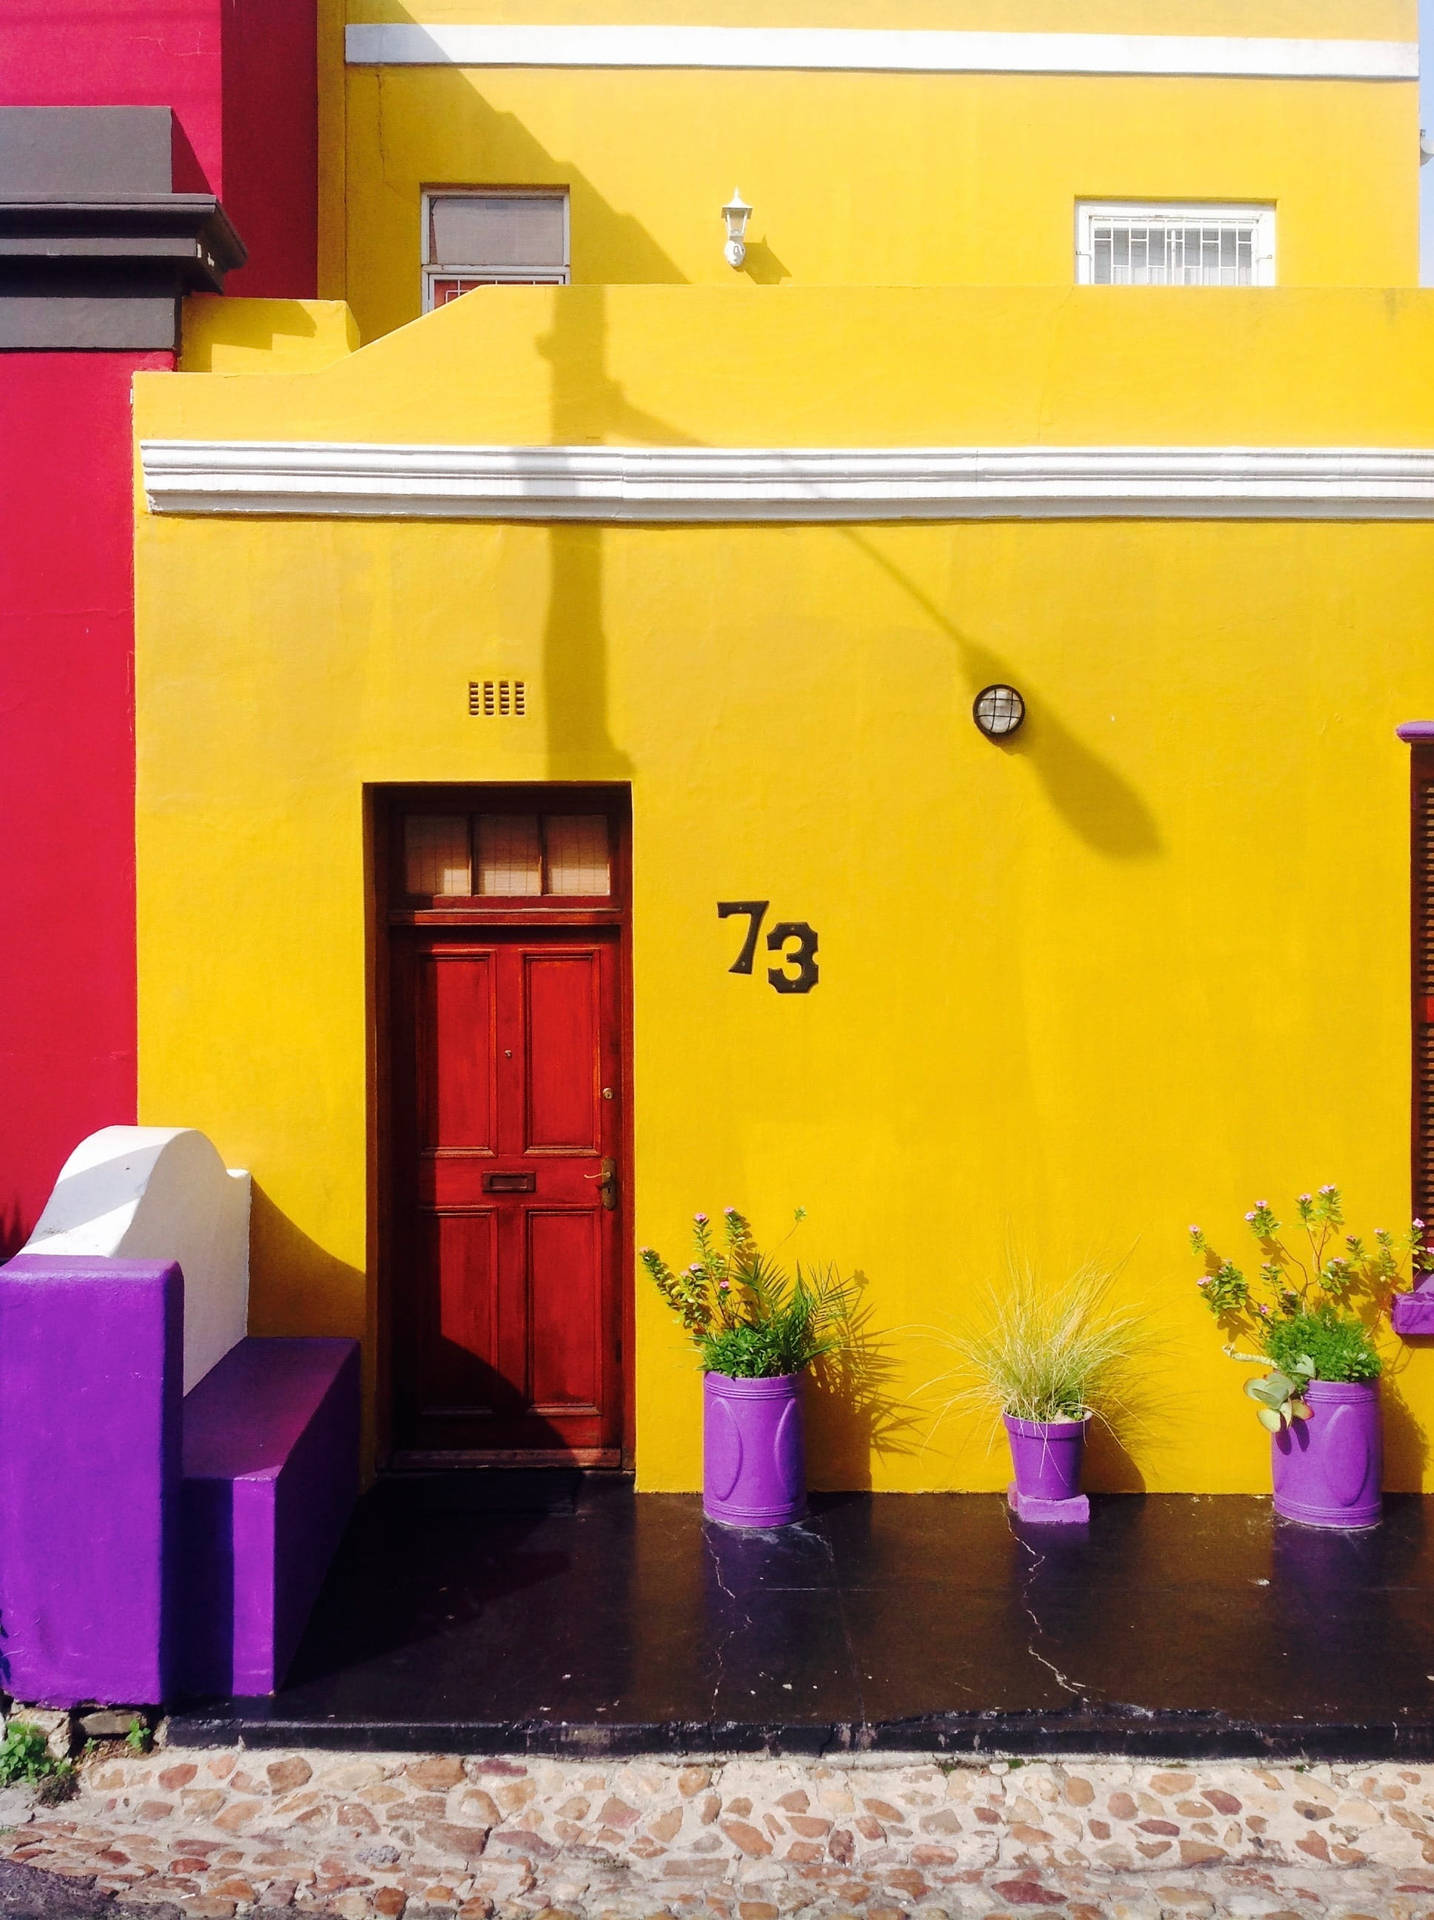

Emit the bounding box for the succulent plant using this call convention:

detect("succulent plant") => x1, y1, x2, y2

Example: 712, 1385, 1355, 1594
1231, 1352, 1315, 1432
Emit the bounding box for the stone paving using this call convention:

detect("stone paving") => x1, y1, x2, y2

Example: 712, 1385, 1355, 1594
9, 1745, 1434, 1918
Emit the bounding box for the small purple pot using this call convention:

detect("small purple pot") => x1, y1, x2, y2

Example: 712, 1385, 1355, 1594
1004, 1413, 1090, 1523
1271, 1378, 1382, 1530
703, 1370, 806, 1529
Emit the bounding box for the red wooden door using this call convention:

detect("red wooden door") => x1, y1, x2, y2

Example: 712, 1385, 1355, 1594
392, 928, 623, 1461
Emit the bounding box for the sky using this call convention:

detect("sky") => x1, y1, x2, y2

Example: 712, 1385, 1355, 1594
1423, 0, 1434, 279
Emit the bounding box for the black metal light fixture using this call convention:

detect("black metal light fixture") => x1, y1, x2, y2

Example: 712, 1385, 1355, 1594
972, 683, 1026, 740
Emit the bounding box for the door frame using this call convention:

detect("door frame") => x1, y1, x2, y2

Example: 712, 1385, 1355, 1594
369, 783, 635, 1469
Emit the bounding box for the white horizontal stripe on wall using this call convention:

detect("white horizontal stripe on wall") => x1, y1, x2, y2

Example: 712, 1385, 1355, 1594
141, 442, 1434, 523
343, 24, 1418, 81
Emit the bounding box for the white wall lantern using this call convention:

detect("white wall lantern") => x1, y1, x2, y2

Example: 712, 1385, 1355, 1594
721, 189, 752, 269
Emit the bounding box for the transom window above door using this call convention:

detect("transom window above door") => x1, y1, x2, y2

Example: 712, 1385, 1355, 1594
1076, 202, 1275, 287
422, 189, 570, 310
404, 810, 611, 899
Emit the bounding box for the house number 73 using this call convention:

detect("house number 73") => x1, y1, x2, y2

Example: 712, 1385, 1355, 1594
717, 901, 820, 994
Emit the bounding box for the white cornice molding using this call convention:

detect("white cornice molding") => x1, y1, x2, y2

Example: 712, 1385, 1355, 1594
343, 24, 1418, 81
141, 442, 1434, 523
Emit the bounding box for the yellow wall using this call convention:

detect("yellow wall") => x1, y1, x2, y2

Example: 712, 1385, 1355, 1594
179, 297, 360, 374
136, 285, 1434, 1494
327, 0, 1420, 331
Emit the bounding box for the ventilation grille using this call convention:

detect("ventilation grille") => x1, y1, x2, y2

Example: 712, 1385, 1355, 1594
469, 679, 527, 717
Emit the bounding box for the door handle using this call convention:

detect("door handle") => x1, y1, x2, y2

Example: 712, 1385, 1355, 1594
584, 1157, 618, 1211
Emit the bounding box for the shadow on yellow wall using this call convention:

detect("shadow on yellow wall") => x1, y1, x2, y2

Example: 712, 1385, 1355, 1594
843, 529, 1163, 860
348, 77, 693, 338
249, 1181, 367, 1340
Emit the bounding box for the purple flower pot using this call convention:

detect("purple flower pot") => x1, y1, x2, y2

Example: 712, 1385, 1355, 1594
703, 1371, 806, 1529
1004, 1413, 1090, 1524
1271, 1378, 1382, 1530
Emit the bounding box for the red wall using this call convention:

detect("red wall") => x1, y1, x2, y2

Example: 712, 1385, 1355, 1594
0, 354, 168, 1251
0, 0, 315, 296
220, 0, 319, 299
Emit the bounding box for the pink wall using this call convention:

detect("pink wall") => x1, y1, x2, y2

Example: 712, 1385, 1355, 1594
0, 0, 315, 296
0, 2, 318, 1244
0, 354, 169, 1251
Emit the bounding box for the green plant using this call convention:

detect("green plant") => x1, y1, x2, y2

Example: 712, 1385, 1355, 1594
641, 1207, 860, 1378
124, 1716, 151, 1755
928, 1258, 1151, 1432
0, 1720, 74, 1800
1188, 1186, 1430, 1427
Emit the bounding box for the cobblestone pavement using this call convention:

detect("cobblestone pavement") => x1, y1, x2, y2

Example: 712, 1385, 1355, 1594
8, 1749, 1434, 1918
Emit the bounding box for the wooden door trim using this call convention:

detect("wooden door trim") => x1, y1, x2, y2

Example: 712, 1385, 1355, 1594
371, 784, 635, 1471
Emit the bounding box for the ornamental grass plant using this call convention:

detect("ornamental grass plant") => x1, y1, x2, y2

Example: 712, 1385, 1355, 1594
929, 1257, 1151, 1435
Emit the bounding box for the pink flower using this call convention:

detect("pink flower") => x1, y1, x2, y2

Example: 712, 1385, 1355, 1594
1245, 1211, 1256, 1222
693, 1212, 708, 1225
1196, 1278, 1209, 1287
1416, 1219, 1426, 1231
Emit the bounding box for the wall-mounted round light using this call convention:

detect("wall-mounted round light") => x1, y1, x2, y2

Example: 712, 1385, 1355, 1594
973, 684, 1026, 740
721, 189, 752, 269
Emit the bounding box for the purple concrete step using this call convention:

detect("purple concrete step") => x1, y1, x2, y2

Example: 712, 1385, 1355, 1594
181, 1336, 359, 1697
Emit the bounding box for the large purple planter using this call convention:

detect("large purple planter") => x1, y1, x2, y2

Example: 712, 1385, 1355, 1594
1004, 1413, 1090, 1524
703, 1371, 806, 1528
1271, 1379, 1382, 1530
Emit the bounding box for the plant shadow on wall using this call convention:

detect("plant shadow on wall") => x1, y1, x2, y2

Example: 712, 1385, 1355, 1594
805, 1272, 922, 1490
841, 531, 1162, 861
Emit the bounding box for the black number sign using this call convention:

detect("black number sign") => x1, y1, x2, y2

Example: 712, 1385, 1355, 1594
716, 900, 770, 975
717, 902, 820, 993
767, 922, 819, 994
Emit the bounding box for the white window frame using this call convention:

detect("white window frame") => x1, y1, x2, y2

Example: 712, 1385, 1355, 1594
421, 187, 571, 311
1075, 201, 1276, 287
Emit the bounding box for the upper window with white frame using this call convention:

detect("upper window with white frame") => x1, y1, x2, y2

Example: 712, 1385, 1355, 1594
1076, 203, 1275, 287
423, 190, 570, 310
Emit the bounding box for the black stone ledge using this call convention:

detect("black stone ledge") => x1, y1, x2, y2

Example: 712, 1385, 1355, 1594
163, 1706, 1434, 1763
0, 196, 245, 351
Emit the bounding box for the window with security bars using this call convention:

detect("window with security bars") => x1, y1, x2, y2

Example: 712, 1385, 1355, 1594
423, 190, 569, 311
1076, 203, 1275, 287
402, 810, 612, 899
1412, 754, 1434, 1225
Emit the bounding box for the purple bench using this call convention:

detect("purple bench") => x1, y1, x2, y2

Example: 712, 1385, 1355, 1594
180, 1336, 359, 1697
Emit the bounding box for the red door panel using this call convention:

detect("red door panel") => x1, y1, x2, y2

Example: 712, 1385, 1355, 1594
425, 1208, 503, 1409
417, 951, 496, 1151
392, 928, 622, 1460
528, 1208, 602, 1413
524, 953, 602, 1151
